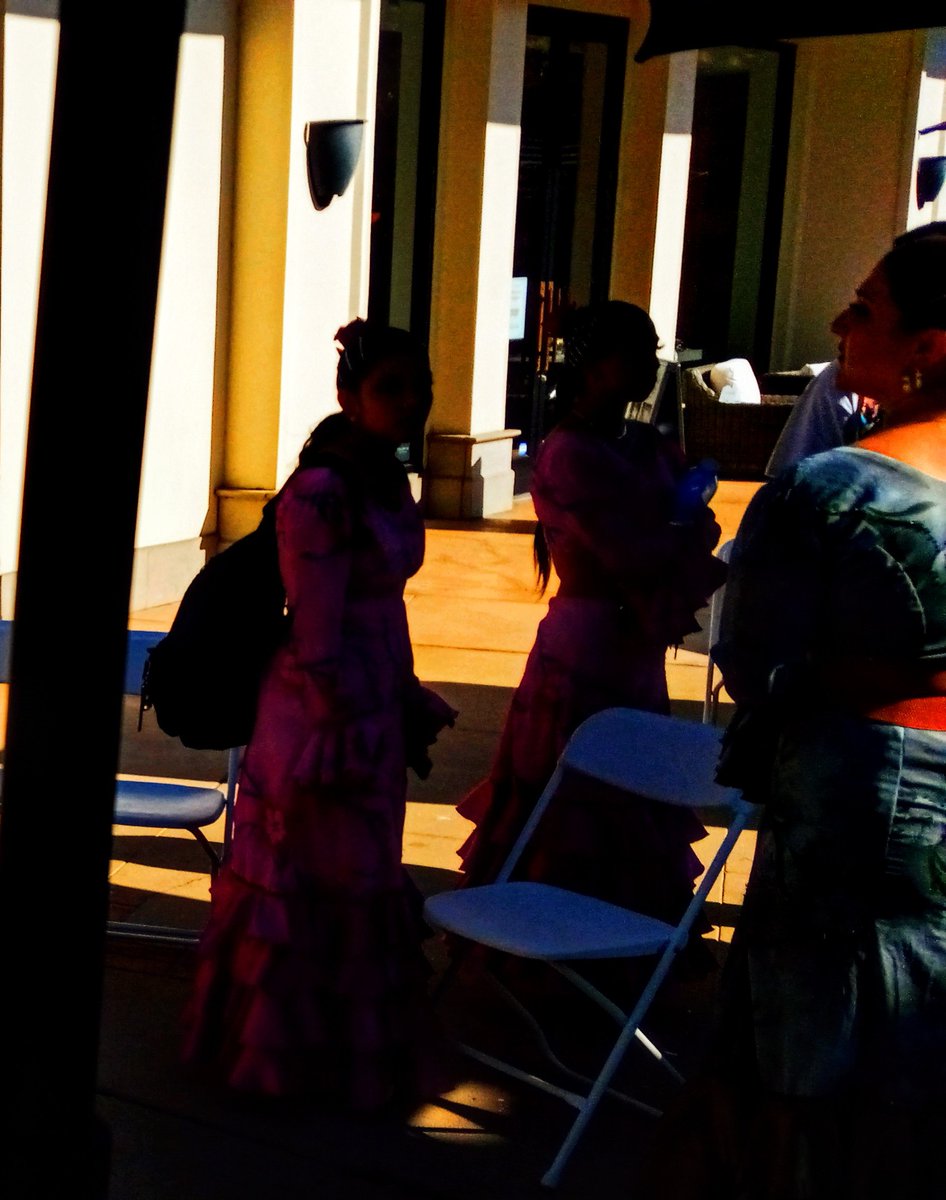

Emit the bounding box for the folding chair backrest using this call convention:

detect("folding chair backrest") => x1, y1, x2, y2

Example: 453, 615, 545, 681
0, 621, 161, 694
125, 627, 161, 695
497, 706, 748, 884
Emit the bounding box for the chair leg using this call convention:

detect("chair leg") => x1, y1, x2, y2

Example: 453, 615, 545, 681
188, 825, 222, 874
106, 921, 200, 946
541, 945, 685, 1188
553, 962, 684, 1083
484, 966, 663, 1117
702, 665, 715, 724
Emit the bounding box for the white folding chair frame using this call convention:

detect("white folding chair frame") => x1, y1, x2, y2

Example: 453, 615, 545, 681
702, 539, 734, 725
425, 707, 754, 1189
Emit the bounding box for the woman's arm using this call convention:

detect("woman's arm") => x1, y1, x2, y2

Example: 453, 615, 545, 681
713, 473, 824, 706
534, 428, 725, 637
276, 466, 353, 723
533, 430, 685, 584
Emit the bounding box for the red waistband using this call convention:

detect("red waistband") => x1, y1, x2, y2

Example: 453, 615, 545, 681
863, 695, 946, 731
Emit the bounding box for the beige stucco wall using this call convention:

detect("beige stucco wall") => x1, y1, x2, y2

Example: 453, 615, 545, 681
275, 0, 380, 487
771, 30, 927, 368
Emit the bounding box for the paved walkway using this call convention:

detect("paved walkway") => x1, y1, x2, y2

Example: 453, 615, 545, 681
98, 480, 759, 1198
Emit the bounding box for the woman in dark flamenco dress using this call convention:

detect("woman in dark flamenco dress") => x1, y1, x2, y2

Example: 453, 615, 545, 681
182, 319, 456, 1112
641, 225, 946, 1199
458, 301, 726, 940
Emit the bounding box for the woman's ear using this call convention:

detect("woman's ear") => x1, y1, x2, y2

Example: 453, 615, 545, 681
912, 327, 946, 373
337, 387, 360, 421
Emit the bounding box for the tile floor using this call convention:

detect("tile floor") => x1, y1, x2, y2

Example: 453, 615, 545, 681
117, 480, 760, 942
70, 478, 760, 1199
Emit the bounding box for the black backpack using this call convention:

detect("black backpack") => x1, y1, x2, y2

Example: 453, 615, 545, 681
141, 496, 288, 750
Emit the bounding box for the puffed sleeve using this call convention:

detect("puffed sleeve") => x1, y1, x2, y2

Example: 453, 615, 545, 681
715, 455, 930, 708
276, 466, 353, 724
535, 428, 726, 642
713, 471, 825, 706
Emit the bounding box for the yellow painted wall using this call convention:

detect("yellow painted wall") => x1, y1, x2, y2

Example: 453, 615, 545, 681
222, 0, 292, 492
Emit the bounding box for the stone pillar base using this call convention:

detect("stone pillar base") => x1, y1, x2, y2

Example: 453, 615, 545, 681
423, 429, 519, 519
215, 487, 277, 550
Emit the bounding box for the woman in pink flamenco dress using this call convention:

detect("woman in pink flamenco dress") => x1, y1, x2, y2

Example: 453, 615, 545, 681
458, 302, 726, 931
182, 320, 456, 1111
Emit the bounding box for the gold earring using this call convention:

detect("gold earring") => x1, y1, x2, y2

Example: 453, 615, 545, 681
902, 367, 924, 393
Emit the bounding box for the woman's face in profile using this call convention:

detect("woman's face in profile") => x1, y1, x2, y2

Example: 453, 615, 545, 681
582, 344, 660, 415
341, 353, 433, 445
831, 264, 917, 403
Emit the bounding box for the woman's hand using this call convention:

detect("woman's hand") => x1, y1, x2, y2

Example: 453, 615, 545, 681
404, 681, 458, 779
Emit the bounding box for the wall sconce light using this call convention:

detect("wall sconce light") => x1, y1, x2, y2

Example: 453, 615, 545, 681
916, 156, 946, 209
304, 119, 366, 211
916, 121, 946, 210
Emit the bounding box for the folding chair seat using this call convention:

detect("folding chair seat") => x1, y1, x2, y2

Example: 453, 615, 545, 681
0, 620, 239, 945
424, 706, 754, 1189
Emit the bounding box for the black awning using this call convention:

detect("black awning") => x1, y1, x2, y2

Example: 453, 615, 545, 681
635, 3, 946, 62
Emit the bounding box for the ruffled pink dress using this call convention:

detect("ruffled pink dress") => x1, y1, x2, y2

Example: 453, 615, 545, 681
182, 457, 456, 1111
458, 418, 726, 928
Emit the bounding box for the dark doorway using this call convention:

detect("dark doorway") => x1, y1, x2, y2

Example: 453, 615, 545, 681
676, 44, 795, 369
506, 6, 629, 455
368, 0, 444, 470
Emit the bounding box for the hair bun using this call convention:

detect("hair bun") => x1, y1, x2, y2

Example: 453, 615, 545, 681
332, 317, 429, 392
335, 317, 368, 351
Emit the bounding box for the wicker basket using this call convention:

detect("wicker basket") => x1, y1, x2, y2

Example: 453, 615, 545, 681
680, 366, 796, 480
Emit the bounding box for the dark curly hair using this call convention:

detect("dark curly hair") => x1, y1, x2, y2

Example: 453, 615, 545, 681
882, 223, 946, 332
334, 317, 432, 395
551, 300, 659, 413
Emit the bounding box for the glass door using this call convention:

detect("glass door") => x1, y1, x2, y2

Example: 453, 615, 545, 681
506, 6, 629, 456
675, 44, 795, 368
369, 0, 444, 470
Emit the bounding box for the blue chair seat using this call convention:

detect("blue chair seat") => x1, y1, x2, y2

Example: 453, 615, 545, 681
113, 778, 227, 828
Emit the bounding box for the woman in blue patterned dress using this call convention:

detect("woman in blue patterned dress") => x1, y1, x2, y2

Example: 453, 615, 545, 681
644, 226, 946, 1198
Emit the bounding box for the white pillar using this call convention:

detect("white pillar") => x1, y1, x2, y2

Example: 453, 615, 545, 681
425, 0, 526, 519
0, 7, 59, 617
647, 52, 696, 358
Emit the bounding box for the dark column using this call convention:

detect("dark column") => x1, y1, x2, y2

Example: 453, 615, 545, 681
0, 3, 185, 1194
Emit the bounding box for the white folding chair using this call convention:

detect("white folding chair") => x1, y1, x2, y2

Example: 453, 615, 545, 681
0, 620, 240, 945
702, 538, 733, 724
425, 706, 754, 1189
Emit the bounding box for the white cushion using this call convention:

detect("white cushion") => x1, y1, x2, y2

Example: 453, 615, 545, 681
709, 358, 761, 405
